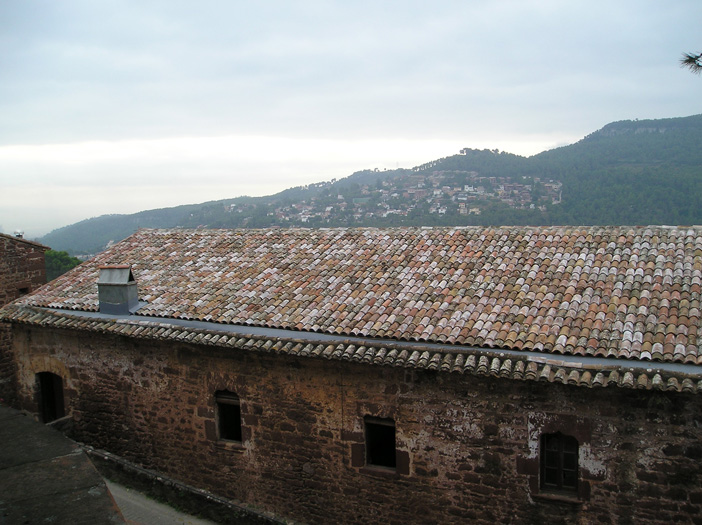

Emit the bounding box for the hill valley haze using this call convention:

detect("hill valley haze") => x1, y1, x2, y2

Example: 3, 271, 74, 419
38, 114, 702, 256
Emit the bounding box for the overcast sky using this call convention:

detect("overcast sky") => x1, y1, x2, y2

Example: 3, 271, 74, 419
1, 1, 700, 238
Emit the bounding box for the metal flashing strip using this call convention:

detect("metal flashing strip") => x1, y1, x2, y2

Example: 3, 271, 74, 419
45, 307, 702, 378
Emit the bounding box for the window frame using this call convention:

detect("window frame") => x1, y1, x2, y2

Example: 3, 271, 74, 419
364, 416, 397, 470
540, 432, 579, 494
215, 390, 242, 443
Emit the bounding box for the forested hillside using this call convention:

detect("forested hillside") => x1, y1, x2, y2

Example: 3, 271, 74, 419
38, 114, 702, 256
532, 115, 702, 225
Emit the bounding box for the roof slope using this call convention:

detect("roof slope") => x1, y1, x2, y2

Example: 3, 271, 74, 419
0, 232, 50, 250
6, 226, 701, 366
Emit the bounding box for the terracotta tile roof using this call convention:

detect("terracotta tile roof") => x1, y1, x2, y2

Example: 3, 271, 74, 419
4, 226, 702, 368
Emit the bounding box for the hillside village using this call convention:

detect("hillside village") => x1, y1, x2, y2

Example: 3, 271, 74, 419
73, 165, 564, 260
35, 115, 702, 256
226, 168, 563, 227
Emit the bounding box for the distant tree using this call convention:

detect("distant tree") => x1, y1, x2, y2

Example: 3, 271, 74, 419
45, 250, 82, 281
680, 52, 702, 74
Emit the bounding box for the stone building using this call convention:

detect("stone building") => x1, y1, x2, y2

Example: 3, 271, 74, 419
0, 232, 48, 404
1, 226, 701, 524
0, 232, 48, 307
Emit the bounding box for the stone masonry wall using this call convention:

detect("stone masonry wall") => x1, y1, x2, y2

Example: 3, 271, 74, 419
11, 325, 702, 525
0, 323, 15, 406
0, 236, 47, 406
0, 235, 47, 307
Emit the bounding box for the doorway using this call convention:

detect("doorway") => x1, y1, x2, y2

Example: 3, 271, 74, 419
36, 372, 65, 423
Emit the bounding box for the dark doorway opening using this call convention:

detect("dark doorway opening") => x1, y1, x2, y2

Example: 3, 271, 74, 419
365, 416, 396, 469
36, 372, 65, 423
216, 390, 242, 442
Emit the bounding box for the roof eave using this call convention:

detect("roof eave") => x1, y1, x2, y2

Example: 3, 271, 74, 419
3, 305, 701, 395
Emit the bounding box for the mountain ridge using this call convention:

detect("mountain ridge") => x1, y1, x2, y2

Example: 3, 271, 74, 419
38, 114, 702, 255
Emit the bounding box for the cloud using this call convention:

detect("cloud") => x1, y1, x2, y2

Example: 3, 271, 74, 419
0, 0, 700, 237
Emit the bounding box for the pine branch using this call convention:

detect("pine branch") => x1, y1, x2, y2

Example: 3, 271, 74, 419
680, 52, 702, 74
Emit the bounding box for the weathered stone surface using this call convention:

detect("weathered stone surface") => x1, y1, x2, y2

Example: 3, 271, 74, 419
0, 234, 47, 308
0, 405, 124, 524
9, 325, 702, 524
0, 234, 47, 406
0, 322, 16, 405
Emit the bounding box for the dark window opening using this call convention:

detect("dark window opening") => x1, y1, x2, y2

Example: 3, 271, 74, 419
216, 391, 242, 442
18, 287, 29, 296
541, 432, 578, 492
36, 372, 65, 423
365, 416, 396, 469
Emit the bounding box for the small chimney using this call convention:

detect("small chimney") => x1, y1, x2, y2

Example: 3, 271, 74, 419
97, 265, 139, 315
14, 230, 24, 239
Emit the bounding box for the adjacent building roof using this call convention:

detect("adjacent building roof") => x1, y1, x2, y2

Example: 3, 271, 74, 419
3, 226, 702, 392
0, 232, 50, 251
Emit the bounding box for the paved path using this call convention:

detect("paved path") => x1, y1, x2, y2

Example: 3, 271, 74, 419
0, 405, 124, 524
106, 480, 217, 525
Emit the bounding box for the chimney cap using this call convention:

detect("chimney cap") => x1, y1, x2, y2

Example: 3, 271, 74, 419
98, 265, 136, 286
97, 265, 140, 314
